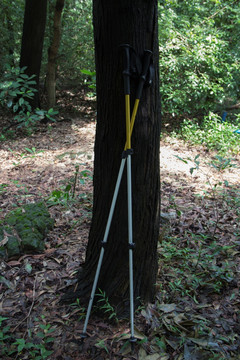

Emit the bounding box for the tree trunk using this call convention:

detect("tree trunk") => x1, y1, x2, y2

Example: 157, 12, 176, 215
46, 0, 65, 108
65, 0, 160, 309
20, 0, 47, 109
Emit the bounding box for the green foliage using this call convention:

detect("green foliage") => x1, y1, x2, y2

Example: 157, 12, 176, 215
0, 1, 24, 74
0, 66, 58, 133
70, 298, 86, 320
158, 0, 240, 119
210, 155, 237, 172
95, 338, 109, 354
2, 0, 239, 124
96, 289, 118, 324
1, 0, 95, 87
0, 66, 37, 113
35, 108, 58, 123
81, 69, 96, 96
1, 0, 240, 123
56, 0, 94, 82
46, 167, 92, 209
0, 316, 54, 359
0, 183, 9, 194
0, 316, 12, 357
47, 185, 74, 207
6, 147, 45, 167
160, 236, 235, 300
179, 112, 240, 154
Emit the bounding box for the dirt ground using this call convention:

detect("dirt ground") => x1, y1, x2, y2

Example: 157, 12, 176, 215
0, 92, 240, 359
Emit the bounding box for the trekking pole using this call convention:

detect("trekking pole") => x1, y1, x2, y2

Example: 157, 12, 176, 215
121, 44, 137, 346
80, 45, 152, 342
80, 158, 125, 339
80, 44, 132, 340
124, 48, 153, 348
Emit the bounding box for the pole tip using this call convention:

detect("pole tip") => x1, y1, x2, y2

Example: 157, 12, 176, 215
129, 336, 137, 343
80, 333, 87, 341
129, 336, 137, 353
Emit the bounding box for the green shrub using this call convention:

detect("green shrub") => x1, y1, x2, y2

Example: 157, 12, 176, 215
158, 1, 240, 119
0, 315, 54, 359
179, 112, 240, 154
0, 66, 58, 132
0, 66, 37, 113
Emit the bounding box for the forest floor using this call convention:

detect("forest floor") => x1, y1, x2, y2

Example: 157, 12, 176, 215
0, 89, 240, 360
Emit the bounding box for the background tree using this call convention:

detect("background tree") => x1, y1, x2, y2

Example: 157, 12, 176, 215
20, 0, 48, 108
65, 0, 161, 307
46, 0, 65, 107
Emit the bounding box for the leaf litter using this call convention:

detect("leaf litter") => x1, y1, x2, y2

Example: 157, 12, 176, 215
0, 91, 240, 359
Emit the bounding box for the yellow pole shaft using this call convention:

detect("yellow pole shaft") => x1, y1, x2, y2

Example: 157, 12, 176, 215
124, 98, 140, 151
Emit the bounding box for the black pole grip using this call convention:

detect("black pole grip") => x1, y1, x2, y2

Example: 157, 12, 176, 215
120, 44, 131, 95
136, 50, 152, 99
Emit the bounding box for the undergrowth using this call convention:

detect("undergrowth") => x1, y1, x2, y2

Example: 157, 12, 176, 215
0, 315, 54, 359
174, 112, 240, 155
158, 236, 237, 302
0, 66, 58, 139
152, 153, 240, 358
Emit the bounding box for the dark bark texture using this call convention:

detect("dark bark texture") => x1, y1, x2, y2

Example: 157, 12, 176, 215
68, 0, 160, 308
20, 0, 47, 108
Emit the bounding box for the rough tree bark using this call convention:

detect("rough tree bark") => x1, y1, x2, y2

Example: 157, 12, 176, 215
64, 0, 160, 309
46, 0, 65, 108
20, 0, 47, 108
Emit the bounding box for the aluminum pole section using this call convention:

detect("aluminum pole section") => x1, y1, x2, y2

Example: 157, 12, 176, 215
127, 153, 136, 342
81, 157, 126, 337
